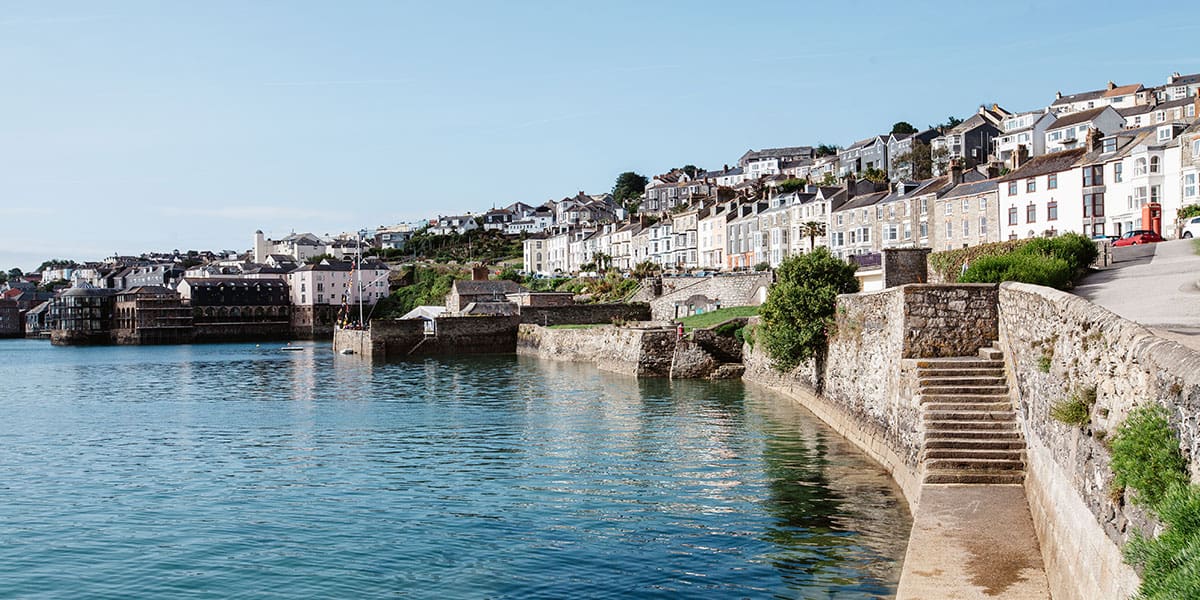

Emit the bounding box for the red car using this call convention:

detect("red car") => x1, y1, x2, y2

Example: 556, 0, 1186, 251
1112, 229, 1165, 246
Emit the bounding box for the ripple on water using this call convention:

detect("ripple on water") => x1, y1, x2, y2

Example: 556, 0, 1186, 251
0, 340, 910, 599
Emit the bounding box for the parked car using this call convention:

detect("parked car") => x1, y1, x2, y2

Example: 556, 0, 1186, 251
1181, 216, 1200, 239
1112, 230, 1165, 246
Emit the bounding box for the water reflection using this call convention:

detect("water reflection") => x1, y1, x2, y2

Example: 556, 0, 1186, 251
0, 340, 910, 599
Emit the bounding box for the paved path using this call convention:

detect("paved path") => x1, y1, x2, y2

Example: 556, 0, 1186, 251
1074, 239, 1200, 351
897, 484, 1050, 599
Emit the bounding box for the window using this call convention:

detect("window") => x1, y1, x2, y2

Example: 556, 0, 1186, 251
1083, 165, 1104, 186
1008, 206, 1018, 226
1103, 138, 1117, 153
1151, 185, 1160, 203
979, 196, 987, 211
1027, 179, 1036, 193
1150, 156, 1160, 174
1194, 140, 1200, 155
1047, 201, 1058, 221
1186, 174, 1197, 198
979, 217, 988, 236
1158, 128, 1172, 142
1115, 162, 1123, 183
904, 222, 912, 239
836, 214, 843, 226
1135, 158, 1147, 176
945, 221, 953, 239
962, 198, 969, 212
1026, 204, 1036, 223
1083, 193, 1105, 217
945, 201, 954, 216
1134, 187, 1148, 207
919, 221, 928, 239
920, 198, 928, 215
962, 218, 969, 238
876, 206, 883, 219
1048, 174, 1057, 189
1008, 181, 1018, 196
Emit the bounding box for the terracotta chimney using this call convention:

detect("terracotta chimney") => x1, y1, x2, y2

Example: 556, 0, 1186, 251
471, 265, 489, 281
1107, 81, 1116, 91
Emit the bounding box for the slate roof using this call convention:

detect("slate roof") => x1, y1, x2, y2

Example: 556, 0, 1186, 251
833, 191, 888, 212
451, 280, 527, 296
1104, 83, 1143, 97
1046, 107, 1111, 131
940, 179, 1000, 200
740, 146, 814, 162
997, 148, 1087, 182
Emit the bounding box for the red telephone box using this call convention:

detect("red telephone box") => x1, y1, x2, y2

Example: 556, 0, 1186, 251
1142, 203, 1162, 235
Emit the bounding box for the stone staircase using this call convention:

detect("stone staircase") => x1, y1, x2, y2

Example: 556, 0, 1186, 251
918, 343, 1026, 484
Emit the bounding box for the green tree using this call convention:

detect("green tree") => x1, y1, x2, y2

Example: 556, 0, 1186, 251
800, 221, 827, 252
861, 167, 888, 183
931, 145, 951, 176
678, 165, 703, 178
8, 267, 24, 279
891, 121, 918, 135
815, 144, 839, 157
818, 172, 838, 186
932, 115, 963, 131
894, 139, 934, 180
777, 178, 808, 194
759, 248, 859, 371
612, 171, 648, 213
305, 254, 337, 264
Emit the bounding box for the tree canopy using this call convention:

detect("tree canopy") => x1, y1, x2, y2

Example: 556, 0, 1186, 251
891, 121, 918, 135
758, 248, 859, 371
777, 178, 808, 194
612, 171, 648, 213
678, 165, 703, 178
815, 144, 839, 157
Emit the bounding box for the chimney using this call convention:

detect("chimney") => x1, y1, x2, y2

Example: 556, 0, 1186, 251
950, 159, 965, 185
1107, 81, 1116, 91
1170, 72, 1181, 84
1014, 145, 1030, 169
1055, 91, 1062, 100
1087, 128, 1104, 153
986, 162, 1001, 179
471, 265, 490, 281
844, 174, 857, 199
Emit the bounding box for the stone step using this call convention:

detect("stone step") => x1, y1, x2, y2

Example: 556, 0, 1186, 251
979, 347, 1004, 360
917, 367, 1005, 378
920, 385, 1010, 396
924, 470, 1026, 485
925, 438, 1026, 450
926, 457, 1025, 471
925, 410, 1015, 422
924, 401, 1013, 412
926, 420, 1018, 432
915, 359, 1003, 369
924, 448, 1025, 460
920, 393, 1011, 403
926, 429, 1023, 441
919, 376, 1008, 387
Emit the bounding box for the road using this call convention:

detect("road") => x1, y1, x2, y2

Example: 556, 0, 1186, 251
1073, 239, 1200, 350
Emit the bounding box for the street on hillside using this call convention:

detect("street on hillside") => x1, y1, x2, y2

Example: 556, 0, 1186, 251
1074, 239, 1200, 351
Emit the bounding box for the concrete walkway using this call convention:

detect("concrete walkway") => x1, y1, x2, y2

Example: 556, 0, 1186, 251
897, 485, 1050, 599
1075, 239, 1200, 350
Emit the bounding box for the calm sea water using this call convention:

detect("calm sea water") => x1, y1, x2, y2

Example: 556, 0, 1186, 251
0, 339, 911, 599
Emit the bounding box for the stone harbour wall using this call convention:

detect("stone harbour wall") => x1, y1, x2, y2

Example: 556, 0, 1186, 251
518, 303, 650, 327
517, 324, 675, 377
997, 282, 1200, 600
648, 273, 773, 321
900, 284, 998, 358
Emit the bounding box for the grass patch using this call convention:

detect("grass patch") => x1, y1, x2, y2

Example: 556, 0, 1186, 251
1050, 387, 1096, 428
677, 305, 759, 331
1037, 353, 1053, 373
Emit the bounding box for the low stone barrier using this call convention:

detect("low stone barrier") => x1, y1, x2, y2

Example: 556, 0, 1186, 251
517, 324, 674, 377
997, 282, 1200, 600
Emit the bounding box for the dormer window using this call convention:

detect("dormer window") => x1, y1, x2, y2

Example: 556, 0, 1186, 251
1158, 127, 1172, 142
1103, 138, 1117, 153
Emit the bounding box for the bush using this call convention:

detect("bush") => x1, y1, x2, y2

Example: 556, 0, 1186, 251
1050, 387, 1096, 427
1021, 232, 1098, 272
712, 321, 742, 338
759, 248, 859, 371
1110, 405, 1189, 508
959, 253, 1073, 289
1112, 406, 1200, 599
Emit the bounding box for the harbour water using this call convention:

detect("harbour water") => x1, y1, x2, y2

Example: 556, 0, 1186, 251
0, 339, 911, 598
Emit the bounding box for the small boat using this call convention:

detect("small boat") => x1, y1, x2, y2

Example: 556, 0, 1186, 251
339, 348, 356, 355
280, 345, 304, 352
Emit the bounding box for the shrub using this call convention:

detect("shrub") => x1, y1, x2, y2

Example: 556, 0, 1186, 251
1110, 405, 1189, 508
1124, 484, 1200, 599
928, 238, 1031, 282
712, 321, 742, 338
1021, 232, 1098, 272
754, 262, 771, 272
1050, 387, 1096, 427
758, 248, 859, 371
959, 253, 1073, 289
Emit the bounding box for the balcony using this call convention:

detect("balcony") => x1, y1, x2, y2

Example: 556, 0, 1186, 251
847, 253, 882, 268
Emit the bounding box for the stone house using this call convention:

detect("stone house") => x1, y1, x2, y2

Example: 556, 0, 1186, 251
446, 279, 526, 313
933, 179, 1002, 251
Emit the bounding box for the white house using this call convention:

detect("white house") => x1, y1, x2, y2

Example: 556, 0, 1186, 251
286, 259, 390, 308
253, 230, 329, 264
994, 110, 1058, 168
997, 148, 1087, 240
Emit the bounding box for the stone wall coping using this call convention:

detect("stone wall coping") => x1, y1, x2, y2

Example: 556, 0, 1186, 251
1001, 281, 1200, 387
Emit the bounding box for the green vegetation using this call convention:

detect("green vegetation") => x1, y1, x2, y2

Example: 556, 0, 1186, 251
612, 171, 648, 213
890, 121, 918, 135
1050, 387, 1096, 428
402, 229, 522, 264
952, 233, 1099, 290
677, 306, 759, 331
1111, 405, 1189, 508
777, 178, 809, 194
1107, 405, 1200, 599
305, 253, 336, 264
759, 248, 859, 371
815, 144, 839, 157
373, 266, 463, 318
1179, 204, 1200, 220
861, 167, 888, 183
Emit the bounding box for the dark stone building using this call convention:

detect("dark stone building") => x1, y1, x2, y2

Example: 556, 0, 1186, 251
112, 286, 195, 345
47, 285, 118, 345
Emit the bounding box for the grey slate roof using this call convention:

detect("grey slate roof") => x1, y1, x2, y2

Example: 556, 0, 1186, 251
998, 148, 1087, 182
940, 179, 1000, 200
1046, 107, 1111, 130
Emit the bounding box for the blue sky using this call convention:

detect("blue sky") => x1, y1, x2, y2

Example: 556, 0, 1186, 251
1, 0, 1197, 270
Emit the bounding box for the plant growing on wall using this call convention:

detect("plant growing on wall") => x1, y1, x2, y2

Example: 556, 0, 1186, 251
758, 248, 859, 371
1108, 405, 1200, 598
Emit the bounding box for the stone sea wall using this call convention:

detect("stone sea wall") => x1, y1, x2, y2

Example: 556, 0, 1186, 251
516, 324, 675, 377
997, 282, 1200, 600
517, 303, 650, 327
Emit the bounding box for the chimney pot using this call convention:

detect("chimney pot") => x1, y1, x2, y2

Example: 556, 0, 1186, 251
1107, 81, 1116, 91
